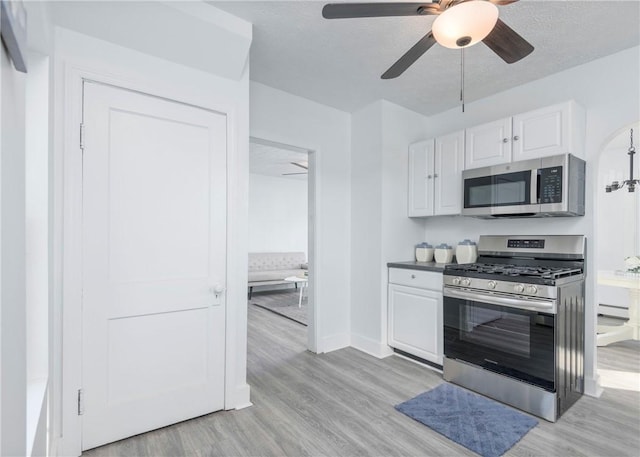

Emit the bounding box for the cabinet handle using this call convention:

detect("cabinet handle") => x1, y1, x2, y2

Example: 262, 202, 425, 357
434, 173, 439, 178
411, 274, 416, 279
503, 138, 509, 143
513, 135, 520, 141
427, 174, 432, 179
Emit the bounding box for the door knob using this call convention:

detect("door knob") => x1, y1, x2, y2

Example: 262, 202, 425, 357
212, 285, 225, 297
513, 135, 520, 141
212, 285, 225, 306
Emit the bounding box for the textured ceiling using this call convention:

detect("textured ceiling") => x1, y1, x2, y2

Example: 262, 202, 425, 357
212, 0, 640, 116
250, 141, 309, 180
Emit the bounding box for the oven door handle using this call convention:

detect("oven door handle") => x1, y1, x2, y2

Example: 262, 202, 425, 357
444, 286, 557, 314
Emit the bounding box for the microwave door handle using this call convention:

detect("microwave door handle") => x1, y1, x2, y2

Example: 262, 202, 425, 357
531, 169, 539, 204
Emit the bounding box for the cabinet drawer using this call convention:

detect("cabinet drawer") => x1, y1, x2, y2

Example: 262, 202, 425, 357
389, 268, 442, 290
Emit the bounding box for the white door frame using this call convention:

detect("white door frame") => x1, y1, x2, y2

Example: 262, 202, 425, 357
56, 63, 247, 456
248, 137, 319, 351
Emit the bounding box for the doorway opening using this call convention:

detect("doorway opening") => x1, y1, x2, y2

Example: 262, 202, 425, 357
247, 137, 316, 352
595, 121, 640, 393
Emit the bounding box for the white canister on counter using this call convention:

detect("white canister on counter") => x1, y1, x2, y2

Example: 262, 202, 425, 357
415, 242, 434, 262
456, 239, 478, 264
434, 243, 454, 263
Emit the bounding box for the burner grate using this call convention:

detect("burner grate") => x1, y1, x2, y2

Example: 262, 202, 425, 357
446, 263, 582, 280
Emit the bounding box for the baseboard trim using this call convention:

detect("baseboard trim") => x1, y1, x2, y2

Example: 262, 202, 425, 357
350, 333, 394, 359
584, 374, 603, 398
319, 332, 350, 353
233, 383, 252, 410
49, 436, 61, 457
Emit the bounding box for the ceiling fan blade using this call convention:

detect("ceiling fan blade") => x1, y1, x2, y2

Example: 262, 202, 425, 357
381, 31, 437, 79
487, 0, 519, 5
482, 18, 534, 64
322, 3, 439, 19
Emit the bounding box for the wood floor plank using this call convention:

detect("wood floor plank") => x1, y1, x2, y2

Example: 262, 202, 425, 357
83, 304, 640, 457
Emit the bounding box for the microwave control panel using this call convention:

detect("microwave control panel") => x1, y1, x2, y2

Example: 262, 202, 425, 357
538, 166, 563, 203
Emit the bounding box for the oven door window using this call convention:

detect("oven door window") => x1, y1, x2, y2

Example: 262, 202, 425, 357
464, 170, 532, 208
444, 297, 555, 391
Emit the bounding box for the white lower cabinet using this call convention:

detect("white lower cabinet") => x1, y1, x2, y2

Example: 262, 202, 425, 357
388, 268, 443, 365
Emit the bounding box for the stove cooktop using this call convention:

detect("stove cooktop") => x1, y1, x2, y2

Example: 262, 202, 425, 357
444, 263, 583, 285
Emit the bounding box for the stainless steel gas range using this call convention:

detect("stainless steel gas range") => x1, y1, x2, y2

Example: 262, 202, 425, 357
442, 235, 585, 422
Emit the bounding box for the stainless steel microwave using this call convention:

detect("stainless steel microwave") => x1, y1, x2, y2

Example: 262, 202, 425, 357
461, 154, 585, 218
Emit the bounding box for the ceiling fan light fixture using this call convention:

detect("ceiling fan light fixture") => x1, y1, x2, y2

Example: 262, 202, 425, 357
432, 0, 499, 49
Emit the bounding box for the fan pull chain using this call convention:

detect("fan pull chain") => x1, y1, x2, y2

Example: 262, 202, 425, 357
460, 47, 465, 113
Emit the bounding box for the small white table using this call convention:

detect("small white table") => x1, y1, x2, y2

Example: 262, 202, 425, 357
284, 276, 308, 308
597, 270, 640, 347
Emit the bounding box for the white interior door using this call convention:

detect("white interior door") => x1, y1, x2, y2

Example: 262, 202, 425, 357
81, 81, 227, 450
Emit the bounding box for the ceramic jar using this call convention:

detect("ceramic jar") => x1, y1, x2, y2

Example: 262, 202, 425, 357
456, 239, 478, 264
415, 242, 434, 262
434, 243, 454, 264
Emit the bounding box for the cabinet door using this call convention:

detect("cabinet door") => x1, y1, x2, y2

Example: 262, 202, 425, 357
388, 283, 442, 365
464, 117, 512, 169
434, 130, 464, 215
408, 140, 435, 217
512, 102, 571, 161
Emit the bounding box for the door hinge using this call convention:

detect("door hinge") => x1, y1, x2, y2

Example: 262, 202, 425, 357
79, 123, 85, 150
77, 388, 85, 415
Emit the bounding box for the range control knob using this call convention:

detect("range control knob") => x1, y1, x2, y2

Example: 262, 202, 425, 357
526, 285, 538, 295
514, 283, 525, 293
487, 280, 497, 289
461, 278, 471, 287
452, 277, 461, 285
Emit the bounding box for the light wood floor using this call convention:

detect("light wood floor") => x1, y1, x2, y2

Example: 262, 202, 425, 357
84, 305, 640, 457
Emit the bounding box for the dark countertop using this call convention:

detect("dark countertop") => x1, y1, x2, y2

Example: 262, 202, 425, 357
387, 261, 455, 272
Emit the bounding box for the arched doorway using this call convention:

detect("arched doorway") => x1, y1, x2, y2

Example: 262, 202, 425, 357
595, 121, 640, 392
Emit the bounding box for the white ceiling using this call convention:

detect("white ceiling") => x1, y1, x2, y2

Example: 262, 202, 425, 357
250, 141, 309, 180
212, 0, 640, 116
47, 1, 252, 80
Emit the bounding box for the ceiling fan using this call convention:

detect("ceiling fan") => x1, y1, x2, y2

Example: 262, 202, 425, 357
322, 0, 534, 79
282, 161, 309, 176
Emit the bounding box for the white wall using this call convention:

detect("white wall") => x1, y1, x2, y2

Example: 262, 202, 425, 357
351, 101, 384, 354
350, 100, 429, 357
597, 122, 640, 315
249, 173, 308, 257
417, 46, 640, 395
52, 23, 251, 455
0, 40, 27, 457
250, 81, 351, 353
25, 51, 50, 457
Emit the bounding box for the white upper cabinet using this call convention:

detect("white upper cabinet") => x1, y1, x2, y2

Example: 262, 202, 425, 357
408, 140, 435, 217
434, 130, 464, 215
512, 101, 578, 161
465, 117, 513, 169
463, 101, 585, 170
408, 131, 464, 217
407, 101, 584, 217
